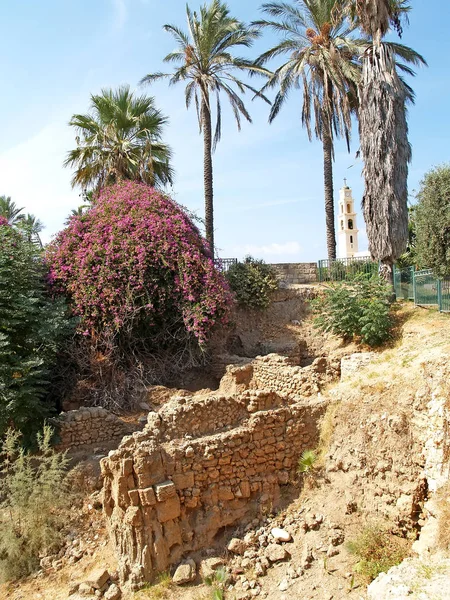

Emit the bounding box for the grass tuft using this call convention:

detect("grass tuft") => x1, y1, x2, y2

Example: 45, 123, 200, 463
346, 523, 409, 583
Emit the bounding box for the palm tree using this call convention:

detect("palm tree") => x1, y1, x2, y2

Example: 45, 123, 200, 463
19, 214, 44, 248
254, 0, 362, 262
140, 0, 269, 255
64, 86, 174, 192
337, 0, 426, 283
0, 196, 25, 225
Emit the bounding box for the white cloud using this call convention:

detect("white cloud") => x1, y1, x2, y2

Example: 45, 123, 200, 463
0, 122, 79, 243
233, 241, 303, 259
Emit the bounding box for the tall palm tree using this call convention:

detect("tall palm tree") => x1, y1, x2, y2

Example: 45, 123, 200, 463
254, 0, 362, 262
140, 0, 269, 255
0, 196, 25, 225
64, 86, 174, 192
337, 0, 426, 283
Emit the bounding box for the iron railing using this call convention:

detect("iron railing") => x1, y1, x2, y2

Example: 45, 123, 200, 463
318, 256, 378, 283
214, 258, 238, 273
393, 266, 450, 313
393, 266, 415, 301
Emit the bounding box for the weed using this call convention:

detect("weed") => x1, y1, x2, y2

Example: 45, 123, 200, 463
298, 449, 318, 474
204, 566, 227, 600
0, 426, 72, 582
346, 523, 409, 583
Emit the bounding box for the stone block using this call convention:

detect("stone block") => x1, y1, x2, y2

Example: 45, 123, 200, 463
163, 519, 182, 548
85, 568, 110, 589
156, 495, 181, 523
172, 471, 194, 490
154, 481, 176, 502
139, 487, 156, 506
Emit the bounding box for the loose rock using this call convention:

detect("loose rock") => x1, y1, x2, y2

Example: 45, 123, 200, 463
271, 527, 292, 543
266, 544, 289, 563
173, 559, 196, 585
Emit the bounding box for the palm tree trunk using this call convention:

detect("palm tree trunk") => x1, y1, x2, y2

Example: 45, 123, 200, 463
323, 127, 336, 262
201, 97, 214, 256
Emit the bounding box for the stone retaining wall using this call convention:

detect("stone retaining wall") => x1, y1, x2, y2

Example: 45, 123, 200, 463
269, 262, 318, 285
101, 390, 328, 586
54, 407, 135, 450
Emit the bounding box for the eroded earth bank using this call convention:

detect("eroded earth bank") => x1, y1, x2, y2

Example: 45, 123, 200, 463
2, 292, 450, 600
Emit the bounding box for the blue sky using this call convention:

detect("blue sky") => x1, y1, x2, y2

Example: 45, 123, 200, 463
0, 0, 448, 262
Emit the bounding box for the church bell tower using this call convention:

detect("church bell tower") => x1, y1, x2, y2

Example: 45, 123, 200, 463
337, 181, 359, 259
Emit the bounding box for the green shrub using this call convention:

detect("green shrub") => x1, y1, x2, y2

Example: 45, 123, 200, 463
346, 524, 409, 582
226, 256, 278, 310
0, 426, 71, 581
312, 275, 393, 347
0, 221, 74, 442
298, 449, 318, 474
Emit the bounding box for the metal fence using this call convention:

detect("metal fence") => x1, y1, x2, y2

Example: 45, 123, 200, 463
393, 266, 415, 301
393, 266, 450, 312
214, 257, 238, 273
318, 256, 378, 283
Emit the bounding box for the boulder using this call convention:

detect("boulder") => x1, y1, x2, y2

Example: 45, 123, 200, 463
104, 584, 122, 600
228, 538, 247, 555
173, 559, 196, 585
84, 567, 109, 589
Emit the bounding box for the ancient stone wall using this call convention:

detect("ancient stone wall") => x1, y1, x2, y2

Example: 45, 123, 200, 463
250, 355, 340, 398
55, 407, 135, 450
101, 391, 327, 586
269, 262, 318, 285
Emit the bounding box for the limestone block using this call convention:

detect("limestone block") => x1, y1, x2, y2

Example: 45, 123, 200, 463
139, 487, 156, 506
172, 471, 194, 490
163, 519, 182, 548
128, 489, 140, 506
154, 481, 176, 502
156, 495, 181, 523
85, 567, 109, 589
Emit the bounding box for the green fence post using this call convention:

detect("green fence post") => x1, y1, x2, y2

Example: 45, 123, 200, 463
437, 278, 442, 312
318, 260, 322, 283
413, 269, 417, 305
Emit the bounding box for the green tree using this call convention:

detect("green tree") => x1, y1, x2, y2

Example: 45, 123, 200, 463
415, 164, 450, 277
254, 0, 362, 262
64, 85, 174, 192
0, 196, 24, 225
18, 214, 44, 248
0, 222, 72, 442
340, 0, 426, 284
140, 0, 268, 255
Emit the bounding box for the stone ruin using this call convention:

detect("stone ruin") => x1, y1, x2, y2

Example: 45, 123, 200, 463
101, 354, 339, 587
54, 406, 136, 451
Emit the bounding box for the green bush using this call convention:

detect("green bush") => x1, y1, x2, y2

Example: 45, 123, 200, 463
312, 276, 393, 347
346, 524, 409, 582
0, 426, 71, 581
0, 222, 73, 442
226, 256, 278, 310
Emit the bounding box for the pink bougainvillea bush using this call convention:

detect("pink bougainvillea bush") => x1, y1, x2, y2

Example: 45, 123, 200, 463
47, 182, 232, 353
